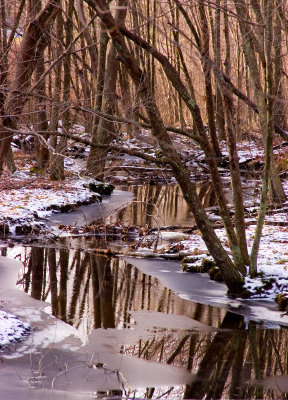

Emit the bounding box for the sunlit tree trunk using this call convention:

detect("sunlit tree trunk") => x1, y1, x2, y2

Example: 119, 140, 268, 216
49, 5, 63, 179
171, 0, 247, 274
249, 0, 276, 275
91, 0, 246, 295
222, 1, 250, 266
273, 1, 287, 131
87, 0, 128, 179
234, 0, 286, 205
119, 65, 134, 137
199, 3, 222, 159
76, 0, 98, 131
50, 0, 74, 180
0, 0, 60, 176
212, 0, 226, 141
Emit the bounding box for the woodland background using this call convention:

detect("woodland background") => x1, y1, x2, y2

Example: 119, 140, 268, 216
1, 0, 288, 293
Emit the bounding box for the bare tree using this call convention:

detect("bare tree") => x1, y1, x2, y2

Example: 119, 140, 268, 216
87, 0, 246, 295
87, 0, 128, 179
0, 0, 60, 175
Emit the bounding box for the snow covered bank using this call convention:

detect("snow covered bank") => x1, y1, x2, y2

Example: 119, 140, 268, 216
162, 223, 288, 302
0, 170, 113, 236
0, 310, 30, 348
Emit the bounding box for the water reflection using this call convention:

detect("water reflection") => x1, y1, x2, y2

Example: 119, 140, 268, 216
47, 183, 218, 229
11, 246, 288, 399
16, 246, 221, 332
109, 181, 257, 229
108, 183, 217, 228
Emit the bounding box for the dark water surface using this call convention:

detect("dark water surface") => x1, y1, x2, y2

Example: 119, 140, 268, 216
48, 182, 257, 230
3, 245, 288, 399
0, 181, 280, 399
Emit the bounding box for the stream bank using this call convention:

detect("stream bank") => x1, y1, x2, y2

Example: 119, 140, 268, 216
1, 138, 288, 398
1, 248, 288, 399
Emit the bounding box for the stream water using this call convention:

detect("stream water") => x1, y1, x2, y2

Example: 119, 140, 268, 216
1, 182, 286, 400
49, 181, 257, 229
1, 245, 288, 399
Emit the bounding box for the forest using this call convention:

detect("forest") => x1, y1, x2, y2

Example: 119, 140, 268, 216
2, 1, 288, 399
1, 0, 288, 294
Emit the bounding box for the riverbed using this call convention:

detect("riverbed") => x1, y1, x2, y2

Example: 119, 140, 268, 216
1, 183, 288, 399
1, 242, 288, 399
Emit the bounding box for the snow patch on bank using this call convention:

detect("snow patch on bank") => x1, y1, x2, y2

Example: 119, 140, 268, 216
0, 310, 30, 348
0, 171, 103, 235
168, 223, 288, 300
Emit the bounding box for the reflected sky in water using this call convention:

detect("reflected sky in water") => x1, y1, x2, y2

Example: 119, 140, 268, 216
3, 245, 288, 399
48, 182, 257, 231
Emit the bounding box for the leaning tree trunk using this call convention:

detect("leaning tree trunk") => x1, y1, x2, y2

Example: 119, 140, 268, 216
0, 0, 60, 176
170, 0, 247, 274
92, 0, 245, 296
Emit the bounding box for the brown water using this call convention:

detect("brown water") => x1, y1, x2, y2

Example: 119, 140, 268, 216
3, 245, 288, 399
48, 182, 257, 230
0, 180, 277, 399
48, 184, 198, 229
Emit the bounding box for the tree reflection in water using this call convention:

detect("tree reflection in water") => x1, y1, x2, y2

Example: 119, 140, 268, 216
106, 183, 217, 228
14, 246, 288, 399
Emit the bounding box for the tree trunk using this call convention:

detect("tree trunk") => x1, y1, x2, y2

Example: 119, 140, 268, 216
0, 0, 60, 176
273, 1, 287, 131
213, 0, 226, 141
92, 0, 245, 295
222, 2, 250, 266
30, 0, 49, 169
234, 0, 286, 205
249, 0, 275, 275
87, 0, 128, 180
49, 4, 63, 179
199, 3, 222, 159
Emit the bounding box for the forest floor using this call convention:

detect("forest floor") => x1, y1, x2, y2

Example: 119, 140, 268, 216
1, 131, 288, 343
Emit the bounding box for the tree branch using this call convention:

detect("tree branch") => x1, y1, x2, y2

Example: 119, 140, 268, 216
4, 126, 174, 167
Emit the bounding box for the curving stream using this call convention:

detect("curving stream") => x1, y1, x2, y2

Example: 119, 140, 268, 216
0, 183, 287, 399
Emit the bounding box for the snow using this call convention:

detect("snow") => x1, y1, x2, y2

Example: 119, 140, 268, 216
1, 128, 288, 337
167, 222, 288, 300
0, 310, 30, 348
0, 169, 102, 235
